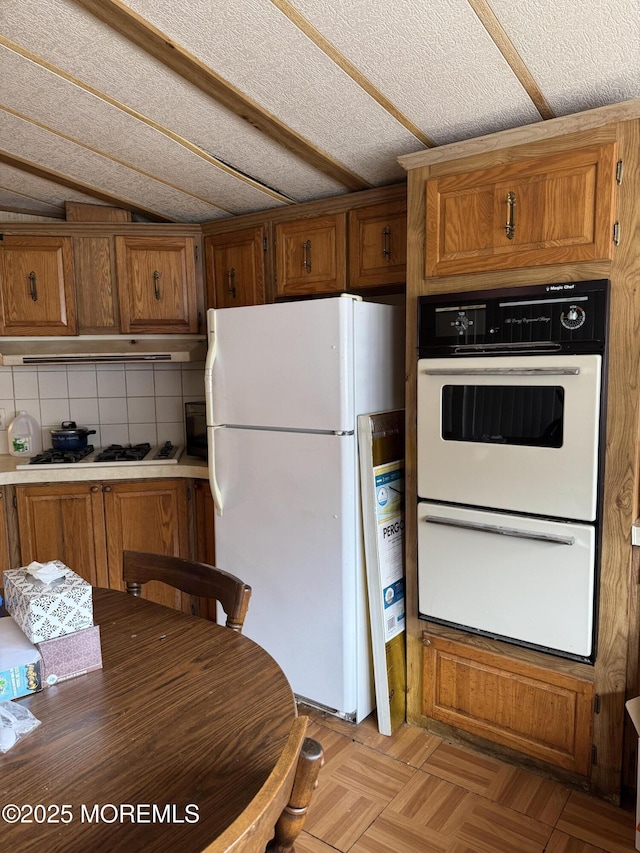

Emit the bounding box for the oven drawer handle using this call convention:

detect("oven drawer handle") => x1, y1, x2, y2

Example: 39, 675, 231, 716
422, 367, 580, 377
423, 514, 576, 546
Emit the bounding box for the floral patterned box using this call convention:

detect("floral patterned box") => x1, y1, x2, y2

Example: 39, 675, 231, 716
36, 625, 102, 686
3, 562, 93, 644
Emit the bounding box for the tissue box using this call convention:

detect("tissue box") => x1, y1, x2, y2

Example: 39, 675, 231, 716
36, 625, 102, 686
0, 617, 43, 700
3, 562, 93, 644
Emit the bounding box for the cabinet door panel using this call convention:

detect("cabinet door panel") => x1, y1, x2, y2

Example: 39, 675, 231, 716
0, 236, 77, 335
275, 214, 346, 296
116, 236, 197, 333
205, 227, 265, 308
426, 143, 617, 276
104, 480, 189, 610
15, 483, 108, 587
74, 235, 119, 333
349, 200, 407, 287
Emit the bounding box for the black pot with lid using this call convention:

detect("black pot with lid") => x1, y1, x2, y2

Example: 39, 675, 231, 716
50, 421, 96, 450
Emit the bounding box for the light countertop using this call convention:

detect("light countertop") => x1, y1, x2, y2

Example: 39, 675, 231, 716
0, 453, 209, 485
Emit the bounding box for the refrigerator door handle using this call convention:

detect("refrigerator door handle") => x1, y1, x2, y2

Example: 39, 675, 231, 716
204, 309, 217, 427
208, 425, 224, 516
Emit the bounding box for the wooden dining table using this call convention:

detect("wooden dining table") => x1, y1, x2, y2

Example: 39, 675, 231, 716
1, 587, 298, 852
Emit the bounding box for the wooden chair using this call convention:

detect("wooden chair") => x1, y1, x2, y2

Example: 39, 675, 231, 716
122, 550, 252, 633
203, 716, 324, 853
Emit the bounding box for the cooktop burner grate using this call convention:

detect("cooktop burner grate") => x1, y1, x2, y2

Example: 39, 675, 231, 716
93, 442, 152, 462
28, 446, 95, 465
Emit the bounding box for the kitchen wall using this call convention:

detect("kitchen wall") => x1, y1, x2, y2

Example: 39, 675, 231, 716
0, 361, 206, 454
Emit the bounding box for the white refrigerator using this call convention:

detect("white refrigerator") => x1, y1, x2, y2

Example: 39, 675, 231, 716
205, 295, 403, 721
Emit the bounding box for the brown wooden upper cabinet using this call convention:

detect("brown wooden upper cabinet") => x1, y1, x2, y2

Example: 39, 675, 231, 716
205, 226, 266, 308
0, 235, 77, 335
348, 199, 407, 287
425, 143, 618, 277
115, 235, 198, 333
275, 213, 347, 297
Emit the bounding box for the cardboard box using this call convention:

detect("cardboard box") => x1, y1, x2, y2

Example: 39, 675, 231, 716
36, 624, 103, 686
626, 697, 640, 849
3, 562, 93, 644
0, 616, 43, 700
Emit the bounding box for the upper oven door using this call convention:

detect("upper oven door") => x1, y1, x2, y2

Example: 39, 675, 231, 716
417, 354, 602, 521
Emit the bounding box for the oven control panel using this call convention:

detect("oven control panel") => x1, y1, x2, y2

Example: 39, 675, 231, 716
418, 278, 608, 356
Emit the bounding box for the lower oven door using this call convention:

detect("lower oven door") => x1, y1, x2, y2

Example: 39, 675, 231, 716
417, 354, 602, 521
417, 501, 596, 658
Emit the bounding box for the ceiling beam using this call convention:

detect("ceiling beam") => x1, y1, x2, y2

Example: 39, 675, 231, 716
466, 0, 555, 120
73, 0, 371, 192
0, 153, 172, 222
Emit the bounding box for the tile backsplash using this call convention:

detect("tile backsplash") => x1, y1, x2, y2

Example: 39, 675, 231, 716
0, 362, 206, 454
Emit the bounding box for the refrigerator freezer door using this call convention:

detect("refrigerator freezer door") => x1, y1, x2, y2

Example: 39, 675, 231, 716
208, 298, 355, 431
212, 425, 373, 720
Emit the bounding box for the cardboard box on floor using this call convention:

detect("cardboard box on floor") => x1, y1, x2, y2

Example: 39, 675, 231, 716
625, 697, 640, 849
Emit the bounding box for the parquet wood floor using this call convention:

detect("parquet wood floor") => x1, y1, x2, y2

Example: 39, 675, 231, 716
295, 706, 637, 853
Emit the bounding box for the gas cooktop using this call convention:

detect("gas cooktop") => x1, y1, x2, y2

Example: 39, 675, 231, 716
16, 442, 183, 469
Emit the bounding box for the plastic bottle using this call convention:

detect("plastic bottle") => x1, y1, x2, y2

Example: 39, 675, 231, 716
7, 411, 42, 457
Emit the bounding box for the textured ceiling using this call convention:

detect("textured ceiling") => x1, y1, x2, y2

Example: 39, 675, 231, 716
0, 0, 639, 223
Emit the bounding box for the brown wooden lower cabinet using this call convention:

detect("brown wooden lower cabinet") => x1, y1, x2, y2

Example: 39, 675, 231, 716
422, 634, 594, 776
15, 479, 189, 611
193, 480, 215, 565
0, 487, 11, 574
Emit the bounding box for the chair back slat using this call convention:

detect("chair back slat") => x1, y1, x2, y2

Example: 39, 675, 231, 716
123, 550, 251, 632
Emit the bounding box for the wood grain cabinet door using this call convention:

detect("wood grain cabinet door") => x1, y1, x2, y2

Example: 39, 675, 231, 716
275, 214, 346, 296
15, 483, 109, 587
425, 143, 618, 277
205, 227, 265, 308
74, 235, 120, 333
115, 236, 197, 333
103, 479, 189, 610
0, 236, 77, 335
349, 200, 407, 287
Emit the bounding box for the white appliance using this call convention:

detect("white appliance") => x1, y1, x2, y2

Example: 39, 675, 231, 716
416, 279, 609, 662
204, 295, 403, 720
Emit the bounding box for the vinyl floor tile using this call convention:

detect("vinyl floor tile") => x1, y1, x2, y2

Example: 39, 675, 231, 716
555, 790, 637, 853
423, 740, 571, 824
299, 706, 637, 853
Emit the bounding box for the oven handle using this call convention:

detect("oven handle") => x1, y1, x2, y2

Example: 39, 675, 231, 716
421, 367, 580, 376
423, 514, 576, 546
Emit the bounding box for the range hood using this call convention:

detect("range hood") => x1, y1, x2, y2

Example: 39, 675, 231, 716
0, 335, 207, 366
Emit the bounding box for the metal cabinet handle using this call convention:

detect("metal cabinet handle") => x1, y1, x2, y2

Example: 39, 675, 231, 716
382, 226, 391, 260
302, 240, 312, 273
423, 514, 575, 546
227, 267, 237, 299
505, 191, 516, 240
103, 485, 112, 493
28, 271, 38, 302
422, 366, 580, 377
153, 269, 161, 300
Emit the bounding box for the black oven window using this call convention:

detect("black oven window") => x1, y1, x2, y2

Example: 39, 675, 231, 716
442, 385, 564, 448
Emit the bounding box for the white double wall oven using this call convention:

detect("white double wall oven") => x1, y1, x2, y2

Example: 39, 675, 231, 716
416, 280, 609, 661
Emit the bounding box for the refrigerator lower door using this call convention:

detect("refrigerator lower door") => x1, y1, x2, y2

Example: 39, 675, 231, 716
211, 425, 373, 721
